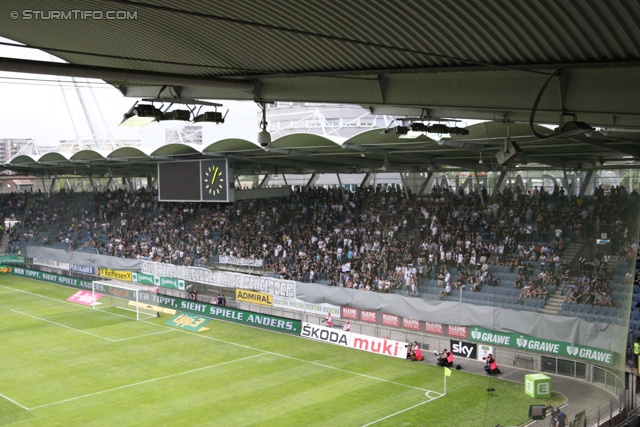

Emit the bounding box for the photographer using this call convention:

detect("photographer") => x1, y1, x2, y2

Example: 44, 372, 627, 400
406, 341, 414, 360
483, 354, 500, 375
322, 313, 333, 328
413, 341, 423, 361
436, 349, 453, 367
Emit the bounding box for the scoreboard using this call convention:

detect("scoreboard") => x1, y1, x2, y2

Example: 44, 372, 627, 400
158, 159, 235, 202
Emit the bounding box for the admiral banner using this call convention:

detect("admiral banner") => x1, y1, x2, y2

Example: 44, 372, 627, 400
468, 326, 614, 366
272, 296, 340, 317
236, 289, 273, 306
301, 322, 408, 359
141, 261, 295, 298
99, 268, 132, 281
219, 255, 263, 267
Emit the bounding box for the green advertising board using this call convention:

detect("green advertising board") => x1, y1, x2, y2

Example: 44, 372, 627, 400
0, 255, 24, 264
173, 299, 301, 336
468, 326, 614, 366
132, 272, 185, 290
12, 266, 94, 290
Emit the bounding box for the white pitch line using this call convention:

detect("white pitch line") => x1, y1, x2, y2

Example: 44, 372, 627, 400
29, 353, 268, 410
10, 309, 116, 342
361, 393, 445, 427
0, 392, 29, 411
112, 329, 175, 342
2, 284, 439, 406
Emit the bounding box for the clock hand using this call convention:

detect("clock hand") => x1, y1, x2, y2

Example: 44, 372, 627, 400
211, 168, 218, 184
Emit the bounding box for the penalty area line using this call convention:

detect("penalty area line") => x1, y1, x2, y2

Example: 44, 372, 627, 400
0, 392, 29, 411
28, 352, 268, 410
361, 392, 445, 427
10, 309, 116, 342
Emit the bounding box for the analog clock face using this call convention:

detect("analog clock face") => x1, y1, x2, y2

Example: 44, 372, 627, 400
204, 164, 224, 196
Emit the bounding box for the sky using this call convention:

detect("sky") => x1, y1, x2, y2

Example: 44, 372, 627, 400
0, 37, 261, 151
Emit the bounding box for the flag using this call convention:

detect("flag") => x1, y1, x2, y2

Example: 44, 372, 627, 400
444, 367, 452, 377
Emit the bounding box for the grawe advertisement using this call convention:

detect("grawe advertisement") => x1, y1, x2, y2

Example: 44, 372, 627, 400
468, 327, 614, 366
132, 272, 185, 290
301, 322, 408, 359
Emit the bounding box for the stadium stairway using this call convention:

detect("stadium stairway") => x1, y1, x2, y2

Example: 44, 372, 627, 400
0, 232, 9, 255
560, 240, 586, 272
538, 241, 585, 316
539, 291, 564, 315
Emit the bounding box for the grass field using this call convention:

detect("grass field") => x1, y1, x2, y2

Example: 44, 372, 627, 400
0, 276, 564, 426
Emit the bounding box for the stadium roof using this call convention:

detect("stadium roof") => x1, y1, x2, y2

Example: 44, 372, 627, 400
1, 0, 640, 176
7, 121, 640, 177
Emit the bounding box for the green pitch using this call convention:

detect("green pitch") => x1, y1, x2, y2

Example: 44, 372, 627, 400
0, 276, 564, 426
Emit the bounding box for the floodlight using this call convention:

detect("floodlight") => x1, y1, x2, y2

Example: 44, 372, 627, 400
384, 126, 409, 135
553, 121, 594, 138
160, 109, 191, 122
119, 103, 161, 127
193, 111, 224, 125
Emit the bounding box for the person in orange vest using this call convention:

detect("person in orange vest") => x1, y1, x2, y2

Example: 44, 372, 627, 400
412, 341, 423, 361
484, 354, 500, 375
322, 313, 333, 327
437, 349, 454, 367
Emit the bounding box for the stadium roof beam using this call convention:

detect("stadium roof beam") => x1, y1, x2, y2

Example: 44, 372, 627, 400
259, 174, 271, 188
306, 173, 319, 187
489, 171, 508, 201
360, 173, 372, 187
579, 170, 595, 197
0, 57, 255, 93
417, 171, 435, 196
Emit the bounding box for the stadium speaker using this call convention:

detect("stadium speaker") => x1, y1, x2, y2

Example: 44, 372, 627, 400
529, 405, 546, 420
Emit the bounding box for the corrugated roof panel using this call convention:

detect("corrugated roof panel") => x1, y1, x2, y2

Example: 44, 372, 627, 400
1, 0, 640, 77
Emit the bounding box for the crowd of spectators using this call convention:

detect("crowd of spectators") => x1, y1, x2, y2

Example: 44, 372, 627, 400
2, 181, 639, 310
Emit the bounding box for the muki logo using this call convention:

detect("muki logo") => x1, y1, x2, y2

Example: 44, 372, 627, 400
471, 328, 481, 340
517, 336, 528, 347
566, 345, 579, 356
